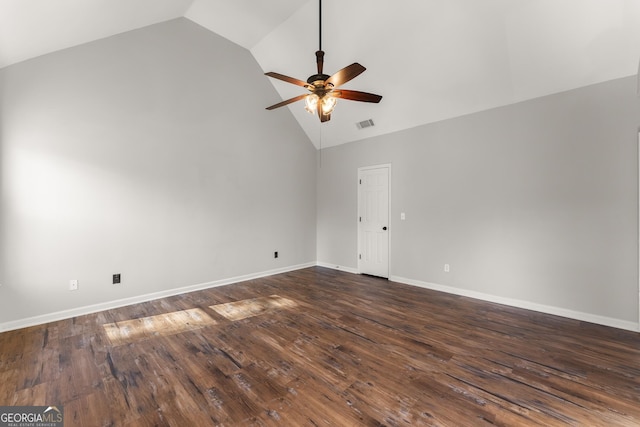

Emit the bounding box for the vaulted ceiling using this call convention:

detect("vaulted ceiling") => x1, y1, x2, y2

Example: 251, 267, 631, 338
2, 0, 639, 148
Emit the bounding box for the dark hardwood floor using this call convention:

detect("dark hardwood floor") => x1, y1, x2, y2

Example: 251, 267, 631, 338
1, 267, 640, 426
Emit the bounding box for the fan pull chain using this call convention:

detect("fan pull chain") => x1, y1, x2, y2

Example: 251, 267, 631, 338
319, 122, 323, 168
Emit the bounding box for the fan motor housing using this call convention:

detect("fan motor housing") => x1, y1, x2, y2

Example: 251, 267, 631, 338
307, 73, 330, 84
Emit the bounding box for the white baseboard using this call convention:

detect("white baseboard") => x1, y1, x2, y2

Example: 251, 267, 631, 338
3, 263, 636, 334
0, 262, 316, 333
316, 261, 359, 275
390, 275, 640, 333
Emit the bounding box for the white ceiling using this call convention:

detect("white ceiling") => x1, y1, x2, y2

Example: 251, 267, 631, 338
1, 0, 639, 148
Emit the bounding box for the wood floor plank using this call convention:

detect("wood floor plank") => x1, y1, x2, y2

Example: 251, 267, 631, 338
1, 267, 640, 425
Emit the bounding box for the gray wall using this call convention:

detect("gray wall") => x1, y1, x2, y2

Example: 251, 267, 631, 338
1, 16, 637, 329
0, 18, 317, 325
318, 76, 640, 324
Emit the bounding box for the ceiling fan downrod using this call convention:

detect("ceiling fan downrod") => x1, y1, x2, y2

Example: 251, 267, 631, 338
319, 0, 322, 52
310, 0, 328, 83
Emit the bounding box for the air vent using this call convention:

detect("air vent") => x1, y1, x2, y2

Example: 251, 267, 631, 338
356, 119, 375, 130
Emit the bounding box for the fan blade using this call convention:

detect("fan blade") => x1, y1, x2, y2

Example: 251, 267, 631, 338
266, 94, 308, 110
265, 72, 309, 88
334, 89, 382, 103
326, 63, 366, 88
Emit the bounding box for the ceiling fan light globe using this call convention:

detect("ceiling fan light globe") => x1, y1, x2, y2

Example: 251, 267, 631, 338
305, 94, 319, 114
321, 95, 337, 114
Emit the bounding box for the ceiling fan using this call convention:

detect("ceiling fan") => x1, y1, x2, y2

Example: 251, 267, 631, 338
264, 0, 382, 123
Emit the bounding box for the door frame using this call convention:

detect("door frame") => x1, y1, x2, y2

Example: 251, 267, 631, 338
357, 163, 391, 277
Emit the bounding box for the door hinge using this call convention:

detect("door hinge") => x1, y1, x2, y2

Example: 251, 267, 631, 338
359, 254, 362, 260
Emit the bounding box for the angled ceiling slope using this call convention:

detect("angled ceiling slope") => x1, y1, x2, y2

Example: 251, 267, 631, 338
0, 0, 194, 68
2, 0, 640, 149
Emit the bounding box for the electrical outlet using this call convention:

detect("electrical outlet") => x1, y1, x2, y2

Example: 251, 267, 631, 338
444, 264, 450, 273
274, 251, 278, 259
113, 274, 121, 284
69, 279, 79, 291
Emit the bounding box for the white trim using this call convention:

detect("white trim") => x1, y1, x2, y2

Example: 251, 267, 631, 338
316, 261, 359, 275
0, 262, 315, 333
388, 166, 392, 279
390, 275, 640, 332
3, 262, 637, 334
357, 163, 391, 277
358, 163, 392, 172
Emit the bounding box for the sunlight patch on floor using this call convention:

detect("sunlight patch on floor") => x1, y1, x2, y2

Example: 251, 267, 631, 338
103, 308, 216, 345
210, 295, 297, 321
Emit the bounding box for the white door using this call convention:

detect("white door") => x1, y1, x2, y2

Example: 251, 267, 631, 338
358, 166, 390, 278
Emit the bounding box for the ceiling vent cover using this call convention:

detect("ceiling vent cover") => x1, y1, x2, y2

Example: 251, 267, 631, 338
356, 119, 375, 129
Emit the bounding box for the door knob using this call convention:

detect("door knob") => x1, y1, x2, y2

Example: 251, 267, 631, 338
382, 226, 387, 230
